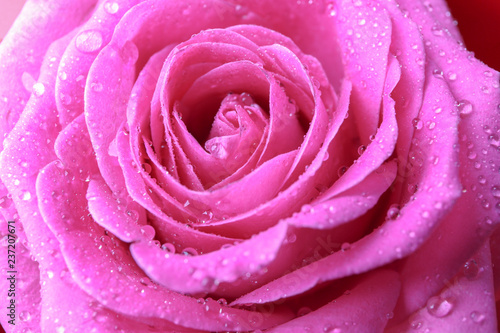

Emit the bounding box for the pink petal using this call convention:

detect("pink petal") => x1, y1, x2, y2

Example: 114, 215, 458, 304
0, 0, 98, 142
233, 63, 462, 306
0, 218, 41, 331
55, 0, 144, 126
195, 80, 351, 238
388, 243, 497, 332
267, 270, 400, 333
36, 161, 292, 331
389, 0, 500, 321
335, 0, 392, 145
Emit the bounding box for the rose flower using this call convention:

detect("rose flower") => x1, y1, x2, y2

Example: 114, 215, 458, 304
0, 0, 499, 332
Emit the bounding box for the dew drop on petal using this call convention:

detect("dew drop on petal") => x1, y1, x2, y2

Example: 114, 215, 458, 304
463, 259, 479, 280
75, 30, 103, 53
104, 1, 119, 14
32, 83, 45, 97
140, 225, 155, 240
337, 166, 347, 177
470, 311, 485, 324
457, 100, 473, 117
91, 82, 103, 92
161, 243, 176, 253
297, 307, 313, 316
386, 205, 400, 220
19, 310, 31, 322
20, 191, 31, 201
341, 242, 351, 251
412, 118, 423, 130
182, 247, 198, 256
426, 296, 454, 317
121, 41, 139, 64
491, 186, 500, 198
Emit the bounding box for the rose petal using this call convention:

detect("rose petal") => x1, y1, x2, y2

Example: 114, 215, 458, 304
131, 160, 394, 297
389, 0, 500, 321
0, 0, 98, 142
116, 127, 239, 252
0, 219, 41, 332
233, 59, 462, 306
388, 243, 497, 332
36, 160, 293, 331
195, 80, 351, 238
336, 0, 392, 145
55, 0, 144, 126
267, 270, 400, 332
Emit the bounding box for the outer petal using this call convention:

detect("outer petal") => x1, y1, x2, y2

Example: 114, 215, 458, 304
388, 243, 497, 332
36, 162, 293, 332
0, 0, 98, 143
267, 270, 400, 333
392, 0, 500, 321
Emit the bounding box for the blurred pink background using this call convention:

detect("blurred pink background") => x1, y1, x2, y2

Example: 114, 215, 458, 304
0, 0, 26, 39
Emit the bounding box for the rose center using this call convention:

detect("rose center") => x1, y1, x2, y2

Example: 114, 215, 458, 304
204, 92, 267, 164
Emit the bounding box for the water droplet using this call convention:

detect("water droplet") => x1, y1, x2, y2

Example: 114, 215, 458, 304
484, 70, 493, 78
491, 186, 500, 198
20, 191, 31, 201
323, 151, 330, 161
358, 18, 366, 26
447, 72, 457, 81
470, 311, 485, 324
75, 30, 103, 53
91, 82, 103, 92
142, 163, 152, 174
357, 145, 366, 155
337, 166, 348, 177
121, 41, 139, 64
410, 320, 422, 329
59, 93, 72, 105
126, 209, 139, 222
387, 205, 400, 220
478, 175, 486, 185
432, 69, 444, 79
0, 196, 12, 209
58, 71, 67, 81
326, 2, 337, 16
161, 243, 176, 253
19, 310, 31, 322
426, 296, 454, 317
286, 233, 297, 243
182, 247, 198, 256
341, 242, 351, 251
324, 326, 342, 333
140, 225, 155, 240
32, 83, 45, 97
217, 298, 228, 306
412, 118, 423, 130
463, 259, 479, 280
457, 100, 473, 116
431, 25, 444, 36
297, 307, 312, 316
21, 72, 36, 92
104, 1, 119, 14
47, 270, 54, 279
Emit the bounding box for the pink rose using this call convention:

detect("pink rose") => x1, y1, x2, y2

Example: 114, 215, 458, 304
0, 0, 498, 332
